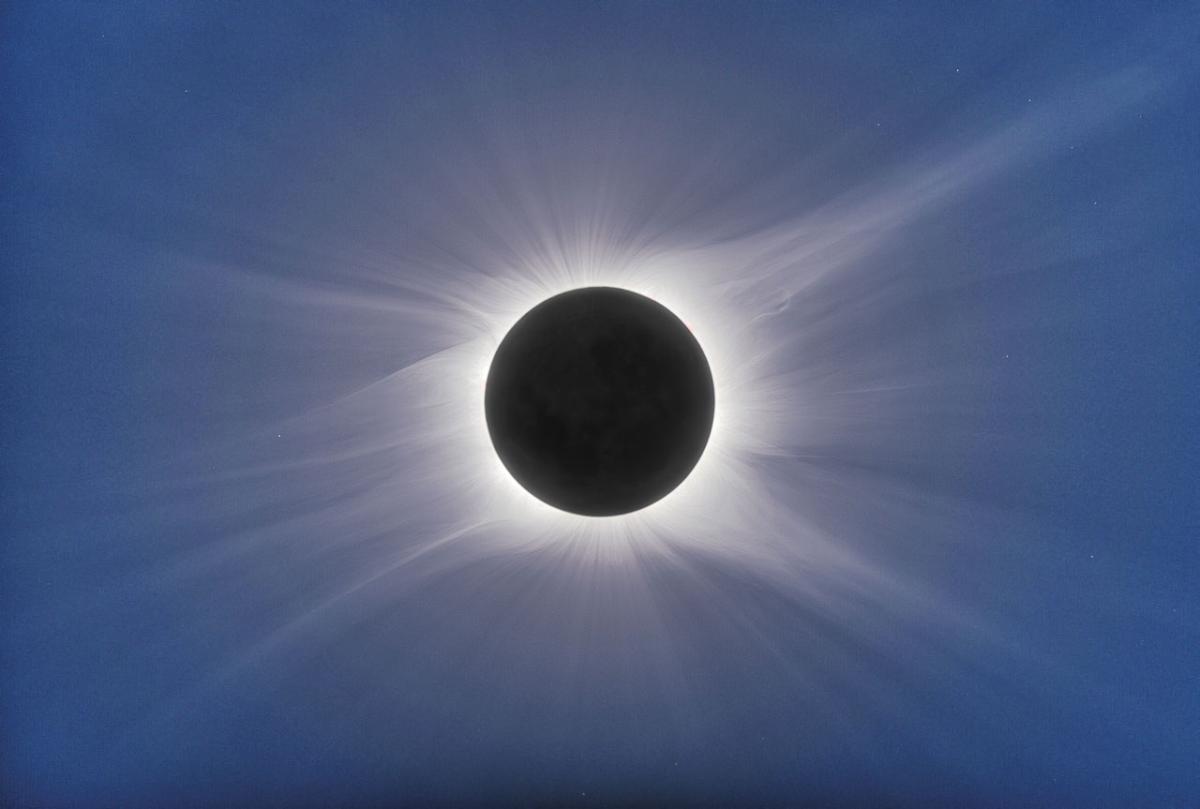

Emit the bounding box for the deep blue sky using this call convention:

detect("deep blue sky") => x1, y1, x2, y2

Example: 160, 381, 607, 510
3, 3, 1198, 807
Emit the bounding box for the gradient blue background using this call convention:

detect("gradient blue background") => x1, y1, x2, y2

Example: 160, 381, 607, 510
3, 3, 1198, 806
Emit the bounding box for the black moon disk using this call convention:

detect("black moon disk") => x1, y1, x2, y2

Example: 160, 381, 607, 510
485, 286, 715, 517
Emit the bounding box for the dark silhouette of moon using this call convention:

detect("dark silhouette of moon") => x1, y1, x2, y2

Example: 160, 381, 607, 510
485, 287, 715, 516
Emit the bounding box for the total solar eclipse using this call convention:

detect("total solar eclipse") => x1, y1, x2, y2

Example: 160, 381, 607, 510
485, 287, 715, 516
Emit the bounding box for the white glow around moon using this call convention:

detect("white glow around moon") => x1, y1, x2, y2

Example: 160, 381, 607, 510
176, 62, 1159, 700
387, 258, 789, 563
